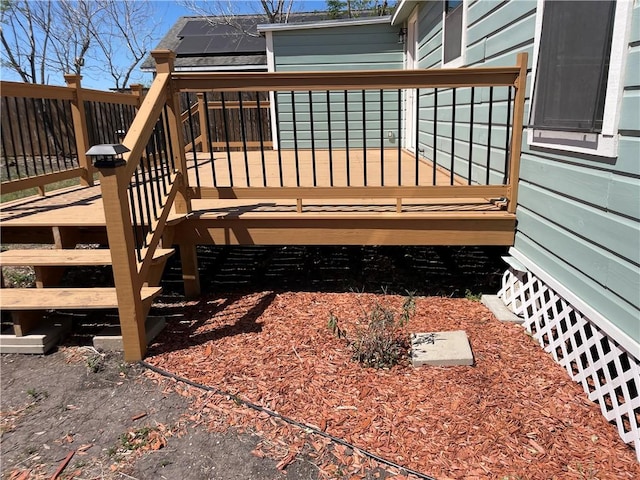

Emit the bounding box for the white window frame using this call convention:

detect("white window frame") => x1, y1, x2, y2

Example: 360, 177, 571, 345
441, 0, 467, 68
527, 0, 634, 158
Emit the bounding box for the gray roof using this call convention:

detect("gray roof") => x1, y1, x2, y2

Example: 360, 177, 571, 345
141, 13, 328, 72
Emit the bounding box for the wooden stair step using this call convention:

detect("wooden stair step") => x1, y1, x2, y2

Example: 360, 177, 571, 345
0, 287, 162, 310
0, 248, 174, 267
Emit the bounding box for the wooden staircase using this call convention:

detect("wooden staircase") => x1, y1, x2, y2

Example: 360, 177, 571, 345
0, 245, 174, 348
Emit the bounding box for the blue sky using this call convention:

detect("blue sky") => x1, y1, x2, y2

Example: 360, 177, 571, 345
0, 0, 334, 90
93, 0, 332, 90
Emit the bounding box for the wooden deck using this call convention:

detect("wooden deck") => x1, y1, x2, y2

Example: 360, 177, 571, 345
1, 148, 514, 247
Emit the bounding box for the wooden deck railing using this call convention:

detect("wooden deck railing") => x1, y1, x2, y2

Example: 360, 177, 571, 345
174, 52, 527, 214
0, 78, 142, 196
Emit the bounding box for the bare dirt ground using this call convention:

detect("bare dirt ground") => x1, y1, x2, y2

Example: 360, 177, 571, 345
0, 349, 319, 480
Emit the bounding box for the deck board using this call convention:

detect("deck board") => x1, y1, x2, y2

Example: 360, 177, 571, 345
187, 148, 465, 188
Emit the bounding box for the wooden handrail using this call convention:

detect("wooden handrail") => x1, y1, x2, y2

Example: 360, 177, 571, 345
0, 80, 139, 106
122, 72, 170, 179
173, 66, 521, 92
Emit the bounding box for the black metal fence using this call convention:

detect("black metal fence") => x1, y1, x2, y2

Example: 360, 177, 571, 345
1, 96, 78, 182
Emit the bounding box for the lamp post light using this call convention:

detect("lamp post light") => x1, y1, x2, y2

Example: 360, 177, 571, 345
85, 143, 130, 168
398, 28, 407, 45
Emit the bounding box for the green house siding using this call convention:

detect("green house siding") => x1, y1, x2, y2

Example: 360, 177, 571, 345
271, 22, 404, 151
412, 0, 640, 344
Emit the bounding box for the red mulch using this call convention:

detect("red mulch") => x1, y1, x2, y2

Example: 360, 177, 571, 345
146, 292, 640, 479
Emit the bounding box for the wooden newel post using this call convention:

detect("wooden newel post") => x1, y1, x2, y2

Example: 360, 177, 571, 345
90, 146, 147, 361
507, 51, 528, 214
130, 83, 145, 109
151, 50, 201, 298
196, 93, 210, 153
64, 74, 93, 186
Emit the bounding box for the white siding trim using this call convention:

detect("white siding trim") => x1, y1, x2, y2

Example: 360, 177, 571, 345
508, 246, 640, 357
257, 16, 391, 32
265, 31, 278, 151
527, 0, 634, 158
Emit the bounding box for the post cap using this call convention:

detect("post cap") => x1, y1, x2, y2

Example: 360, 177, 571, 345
86, 143, 130, 156
85, 144, 129, 168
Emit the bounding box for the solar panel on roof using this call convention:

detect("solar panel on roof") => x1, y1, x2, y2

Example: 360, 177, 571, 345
175, 36, 213, 55
176, 18, 266, 56
177, 20, 213, 37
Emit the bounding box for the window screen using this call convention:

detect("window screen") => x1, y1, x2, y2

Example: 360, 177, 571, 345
443, 1, 463, 64
531, 1, 616, 132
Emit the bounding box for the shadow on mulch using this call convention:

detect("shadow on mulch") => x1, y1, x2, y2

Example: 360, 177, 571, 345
150, 292, 276, 356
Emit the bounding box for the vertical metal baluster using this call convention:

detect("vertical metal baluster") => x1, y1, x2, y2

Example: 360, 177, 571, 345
153, 123, 165, 211
185, 94, 200, 188
41, 99, 56, 172
344, 90, 350, 186
137, 153, 154, 235
309, 91, 317, 187
327, 90, 334, 187
238, 92, 250, 186
468, 87, 475, 185
486, 87, 494, 185
202, 92, 216, 187
274, 92, 284, 187
450, 88, 456, 186
1, 105, 12, 180
291, 91, 300, 186
160, 107, 172, 192
107, 103, 117, 143
256, 93, 267, 187
162, 105, 175, 172
127, 183, 143, 261
95, 102, 105, 144
14, 98, 29, 177
133, 167, 147, 253
31, 98, 50, 173
362, 89, 367, 186
415, 88, 420, 186
220, 92, 233, 186
22, 98, 39, 175
380, 89, 384, 186
504, 86, 512, 184
142, 143, 158, 221
152, 117, 167, 197
45, 99, 62, 171
433, 88, 438, 185
5, 97, 19, 178
59, 100, 75, 168
397, 89, 401, 186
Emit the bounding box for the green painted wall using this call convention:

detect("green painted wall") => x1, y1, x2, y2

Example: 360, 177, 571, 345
271, 22, 404, 153
413, 0, 640, 344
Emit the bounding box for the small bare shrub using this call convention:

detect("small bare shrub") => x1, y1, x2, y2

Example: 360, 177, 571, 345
329, 293, 415, 369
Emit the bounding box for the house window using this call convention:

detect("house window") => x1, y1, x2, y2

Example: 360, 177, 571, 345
443, 0, 464, 66
531, 1, 615, 133
528, 0, 633, 157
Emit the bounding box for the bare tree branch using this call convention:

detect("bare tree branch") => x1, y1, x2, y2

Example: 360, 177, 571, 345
0, 0, 158, 88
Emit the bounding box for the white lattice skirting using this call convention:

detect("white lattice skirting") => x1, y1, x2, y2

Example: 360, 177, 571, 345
498, 269, 640, 461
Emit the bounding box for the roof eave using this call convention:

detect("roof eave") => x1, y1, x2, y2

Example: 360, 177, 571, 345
257, 15, 392, 33
391, 0, 421, 25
